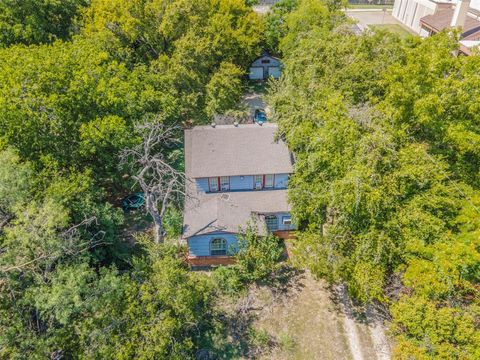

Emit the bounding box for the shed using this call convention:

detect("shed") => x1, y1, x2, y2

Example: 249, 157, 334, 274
248, 53, 282, 80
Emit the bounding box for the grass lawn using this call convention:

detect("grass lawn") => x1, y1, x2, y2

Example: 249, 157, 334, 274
370, 23, 413, 37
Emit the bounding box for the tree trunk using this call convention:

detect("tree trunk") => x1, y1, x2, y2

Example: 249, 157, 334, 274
147, 194, 164, 244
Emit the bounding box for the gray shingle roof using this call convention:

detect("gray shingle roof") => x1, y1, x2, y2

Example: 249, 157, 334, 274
182, 189, 290, 238
184, 123, 293, 178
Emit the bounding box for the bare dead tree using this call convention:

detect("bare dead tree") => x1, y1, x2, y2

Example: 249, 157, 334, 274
0, 216, 106, 274
120, 121, 185, 244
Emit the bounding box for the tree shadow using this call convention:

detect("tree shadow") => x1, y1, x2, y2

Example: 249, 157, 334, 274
197, 265, 304, 359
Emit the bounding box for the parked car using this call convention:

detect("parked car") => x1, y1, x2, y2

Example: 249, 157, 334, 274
122, 192, 145, 211
254, 108, 267, 123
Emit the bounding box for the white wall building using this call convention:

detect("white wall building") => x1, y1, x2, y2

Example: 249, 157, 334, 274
393, 0, 480, 35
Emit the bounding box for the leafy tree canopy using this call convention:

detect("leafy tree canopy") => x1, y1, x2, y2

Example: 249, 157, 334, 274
0, 0, 88, 47
269, 1, 480, 358
0, 0, 264, 358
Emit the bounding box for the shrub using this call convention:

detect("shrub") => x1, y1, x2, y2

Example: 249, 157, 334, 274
211, 265, 245, 295
235, 222, 284, 283
163, 205, 183, 240
213, 222, 285, 294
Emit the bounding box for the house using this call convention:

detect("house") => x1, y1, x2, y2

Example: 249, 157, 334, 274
248, 53, 282, 80
393, 0, 480, 53
392, 0, 448, 33
420, 0, 480, 53
183, 123, 295, 266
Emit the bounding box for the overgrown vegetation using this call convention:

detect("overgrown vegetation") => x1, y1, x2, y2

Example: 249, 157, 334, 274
213, 223, 285, 294
2, 0, 480, 358
268, 0, 480, 358
0, 0, 88, 47
0, 0, 264, 358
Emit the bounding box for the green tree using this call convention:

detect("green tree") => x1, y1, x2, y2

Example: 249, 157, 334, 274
268, 1, 480, 357
264, 0, 298, 54
205, 62, 244, 118
0, 0, 88, 46
235, 222, 284, 283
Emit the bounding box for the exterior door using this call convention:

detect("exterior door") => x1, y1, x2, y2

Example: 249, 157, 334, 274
249, 67, 264, 80
268, 66, 281, 79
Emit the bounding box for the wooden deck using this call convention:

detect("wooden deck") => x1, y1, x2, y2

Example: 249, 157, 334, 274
187, 255, 236, 267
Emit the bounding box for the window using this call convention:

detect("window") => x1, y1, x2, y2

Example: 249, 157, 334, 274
210, 238, 227, 256
265, 215, 278, 232
209, 177, 230, 192
261, 59, 271, 64
254, 175, 263, 190
265, 174, 274, 189
209, 177, 219, 192
282, 216, 293, 230
220, 176, 230, 191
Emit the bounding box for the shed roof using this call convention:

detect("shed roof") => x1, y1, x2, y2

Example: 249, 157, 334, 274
182, 189, 290, 238
184, 123, 293, 178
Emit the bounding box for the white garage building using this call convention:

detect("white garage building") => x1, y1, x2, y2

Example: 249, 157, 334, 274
248, 53, 282, 80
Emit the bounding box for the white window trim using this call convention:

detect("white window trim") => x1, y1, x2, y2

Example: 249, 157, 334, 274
220, 176, 230, 191
208, 177, 219, 192
210, 238, 227, 256
282, 216, 293, 230
254, 175, 263, 190
265, 215, 278, 232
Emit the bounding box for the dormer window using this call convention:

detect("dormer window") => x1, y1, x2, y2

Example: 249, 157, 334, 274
265, 215, 278, 231
208, 177, 230, 192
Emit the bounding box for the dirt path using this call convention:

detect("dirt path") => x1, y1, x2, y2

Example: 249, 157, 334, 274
335, 284, 365, 360
366, 305, 392, 360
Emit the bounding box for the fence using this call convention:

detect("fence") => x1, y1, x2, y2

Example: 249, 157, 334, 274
348, 0, 395, 5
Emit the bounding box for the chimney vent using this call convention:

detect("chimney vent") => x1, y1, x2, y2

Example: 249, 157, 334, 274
451, 0, 471, 28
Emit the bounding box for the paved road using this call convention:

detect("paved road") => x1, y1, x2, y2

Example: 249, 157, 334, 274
346, 9, 413, 33
253, 5, 271, 14
243, 92, 267, 120
346, 10, 396, 30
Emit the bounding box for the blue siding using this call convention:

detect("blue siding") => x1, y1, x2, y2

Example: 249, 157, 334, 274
251, 56, 281, 68
188, 232, 239, 257
276, 212, 295, 231
187, 214, 295, 256
196, 174, 288, 193
230, 175, 254, 190
195, 178, 209, 192
274, 173, 289, 189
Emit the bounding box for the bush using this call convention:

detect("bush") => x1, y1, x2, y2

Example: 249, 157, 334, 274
211, 265, 245, 295
163, 205, 183, 240
213, 222, 284, 294
235, 223, 284, 283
